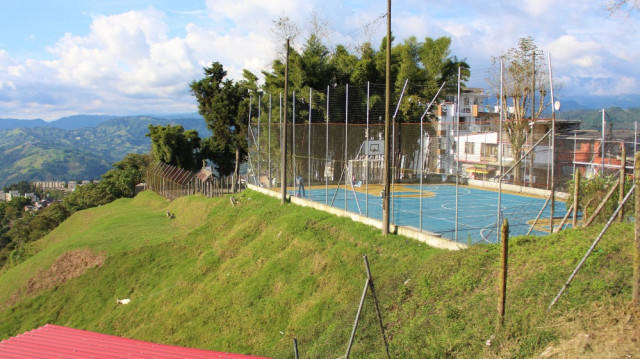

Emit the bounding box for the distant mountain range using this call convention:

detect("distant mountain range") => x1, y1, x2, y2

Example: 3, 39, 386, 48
0, 115, 210, 186
1, 107, 638, 187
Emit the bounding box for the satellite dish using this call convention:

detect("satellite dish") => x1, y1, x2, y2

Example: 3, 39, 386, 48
554, 100, 561, 111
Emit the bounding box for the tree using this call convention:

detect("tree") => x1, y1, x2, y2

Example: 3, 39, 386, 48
146, 124, 201, 171
100, 153, 153, 198
607, 0, 640, 14
3, 181, 34, 194
190, 62, 248, 191
492, 36, 550, 183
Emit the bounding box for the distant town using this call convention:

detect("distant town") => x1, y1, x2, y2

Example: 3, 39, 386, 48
0, 180, 100, 212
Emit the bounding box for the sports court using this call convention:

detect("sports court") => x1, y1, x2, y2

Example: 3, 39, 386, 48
295, 183, 568, 244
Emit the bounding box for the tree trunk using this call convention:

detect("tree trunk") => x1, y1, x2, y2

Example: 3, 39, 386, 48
233, 147, 240, 193
511, 146, 524, 184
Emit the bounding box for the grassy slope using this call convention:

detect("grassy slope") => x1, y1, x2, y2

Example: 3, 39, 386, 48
0, 190, 637, 358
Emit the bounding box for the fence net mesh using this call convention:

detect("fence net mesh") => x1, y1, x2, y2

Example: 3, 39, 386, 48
247, 73, 632, 243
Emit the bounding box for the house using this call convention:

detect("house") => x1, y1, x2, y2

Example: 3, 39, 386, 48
24, 192, 38, 203
434, 87, 493, 176
5, 190, 20, 202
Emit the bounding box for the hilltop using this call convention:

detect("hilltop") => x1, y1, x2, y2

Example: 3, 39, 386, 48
0, 190, 638, 358
0, 116, 209, 186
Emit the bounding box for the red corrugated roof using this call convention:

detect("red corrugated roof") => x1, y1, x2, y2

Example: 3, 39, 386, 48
0, 324, 273, 359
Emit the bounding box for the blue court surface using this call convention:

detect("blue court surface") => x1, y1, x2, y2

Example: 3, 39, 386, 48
297, 184, 570, 244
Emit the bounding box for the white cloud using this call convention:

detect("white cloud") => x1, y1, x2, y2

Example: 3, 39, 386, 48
547, 35, 603, 65
522, 0, 555, 16
2, 0, 640, 120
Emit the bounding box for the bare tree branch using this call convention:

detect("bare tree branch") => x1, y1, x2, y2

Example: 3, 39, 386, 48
607, 0, 640, 16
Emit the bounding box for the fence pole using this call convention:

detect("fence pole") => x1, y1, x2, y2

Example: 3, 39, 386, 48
268, 94, 272, 188
326, 86, 329, 205
345, 271, 369, 359
345, 84, 349, 211
309, 87, 312, 196
281, 39, 289, 205
366, 81, 370, 217
634, 152, 640, 306
497, 60, 503, 244
382, 0, 391, 236
364, 255, 391, 359
497, 218, 509, 329
573, 168, 580, 227
293, 90, 296, 196
584, 181, 620, 227
258, 94, 261, 186
550, 183, 635, 309
619, 142, 626, 222
549, 52, 556, 234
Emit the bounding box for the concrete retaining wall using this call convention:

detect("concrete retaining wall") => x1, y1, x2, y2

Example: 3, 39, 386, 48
468, 179, 570, 200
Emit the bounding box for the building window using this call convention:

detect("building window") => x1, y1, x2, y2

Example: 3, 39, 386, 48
465, 142, 475, 154
481, 143, 498, 159
502, 144, 513, 158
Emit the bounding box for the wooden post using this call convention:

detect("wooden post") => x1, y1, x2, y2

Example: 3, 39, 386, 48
497, 218, 509, 329
633, 152, 640, 306
619, 143, 626, 222
573, 168, 580, 228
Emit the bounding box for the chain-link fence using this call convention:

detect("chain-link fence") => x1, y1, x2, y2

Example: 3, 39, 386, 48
247, 75, 636, 243
146, 162, 239, 200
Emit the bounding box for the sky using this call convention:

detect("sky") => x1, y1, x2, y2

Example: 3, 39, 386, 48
0, 0, 639, 120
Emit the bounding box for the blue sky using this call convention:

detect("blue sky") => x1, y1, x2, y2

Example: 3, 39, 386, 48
1, 0, 639, 120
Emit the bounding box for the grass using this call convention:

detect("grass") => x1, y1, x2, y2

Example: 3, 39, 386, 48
0, 190, 638, 358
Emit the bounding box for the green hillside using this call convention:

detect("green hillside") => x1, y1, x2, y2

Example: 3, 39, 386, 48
0, 116, 209, 186
558, 107, 640, 130
0, 190, 637, 358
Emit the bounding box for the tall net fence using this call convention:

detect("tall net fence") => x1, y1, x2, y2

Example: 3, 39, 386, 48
247, 71, 637, 243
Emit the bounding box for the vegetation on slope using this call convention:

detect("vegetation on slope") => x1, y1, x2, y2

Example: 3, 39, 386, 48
0, 116, 209, 186
0, 190, 637, 358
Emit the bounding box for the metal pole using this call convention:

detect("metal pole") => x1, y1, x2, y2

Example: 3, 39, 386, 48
635, 121, 638, 153
420, 98, 424, 232
366, 81, 370, 217
326, 86, 330, 205
455, 67, 461, 242
573, 132, 578, 177
497, 219, 509, 328
345, 84, 349, 211
391, 79, 409, 225
293, 91, 296, 195
527, 195, 551, 235
573, 168, 580, 228
345, 273, 369, 359
602, 108, 606, 174
418, 81, 447, 232
363, 255, 391, 359
548, 53, 556, 233
498, 60, 504, 244
634, 152, 640, 305
382, 0, 391, 235
309, 87, 312, 196
269, 94, 272, 188
550, 184, 636, 309
619, 142, 626, 222
258, 94, 261, 185
248, 94, 253, 184
293, 338, 299, 359
281, 39, 289, 204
